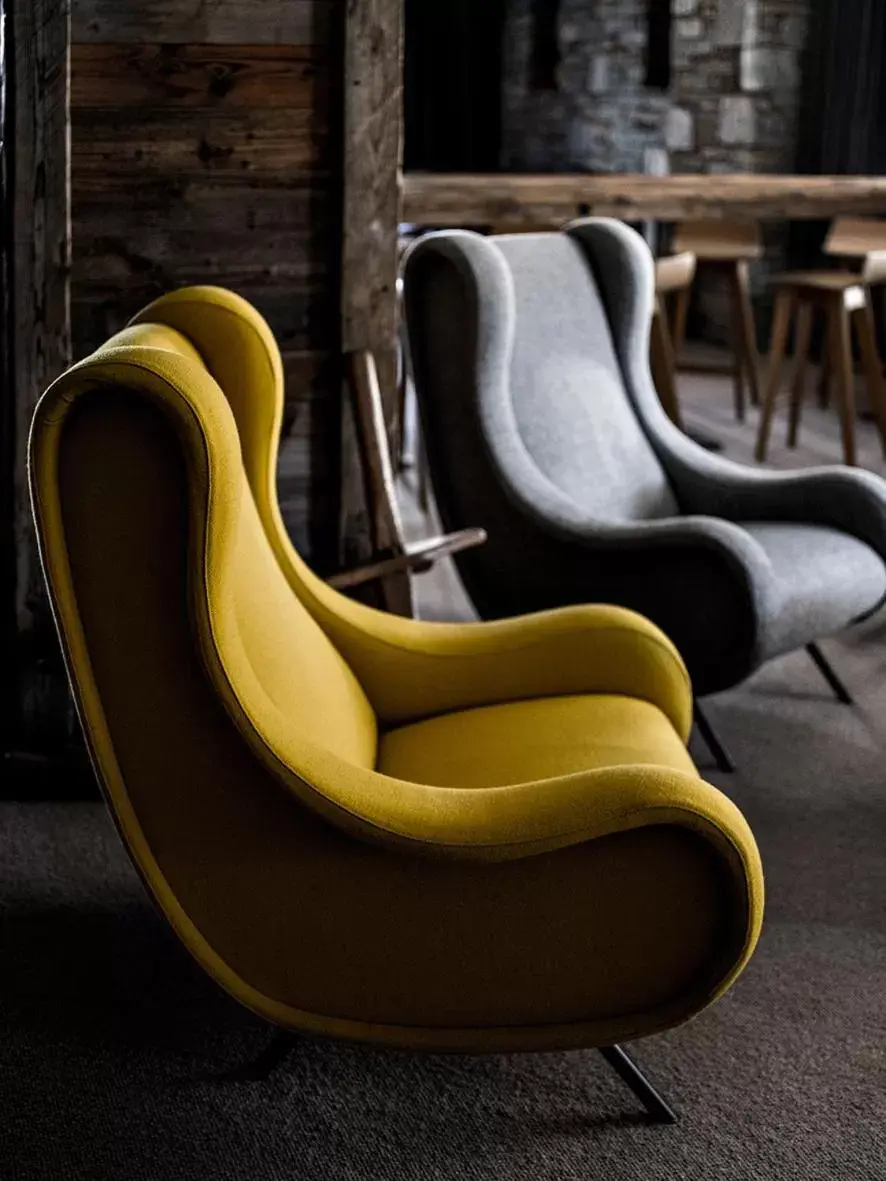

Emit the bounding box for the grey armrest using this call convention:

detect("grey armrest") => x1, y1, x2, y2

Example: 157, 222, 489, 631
570, 218, 886, 563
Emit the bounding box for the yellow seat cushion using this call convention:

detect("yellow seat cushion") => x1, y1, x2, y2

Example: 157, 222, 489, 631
379, 694, 696, 788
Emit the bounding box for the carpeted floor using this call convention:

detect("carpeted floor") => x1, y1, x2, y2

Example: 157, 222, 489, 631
3, 369, 886, 1179
3, 632, 885, 1180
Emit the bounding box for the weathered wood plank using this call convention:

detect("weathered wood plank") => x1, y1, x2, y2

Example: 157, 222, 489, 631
73, 180, 332, 251
0, 0, 14, 756
72, 1, 340, 47
74, 228, 328, 289
66, 0, 348, 572
403, 173, 886, 225
71, 44, 327, 110
72, 284, 338, 358
71, 108, 328, 179
72, 176, 332, 230
6, 0, 72, 752
339, 0, 403, 566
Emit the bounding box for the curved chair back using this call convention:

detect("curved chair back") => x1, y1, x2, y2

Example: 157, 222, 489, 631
31, 325, 380, 775
27, 328, 398, 1026
402, 223, 679, 618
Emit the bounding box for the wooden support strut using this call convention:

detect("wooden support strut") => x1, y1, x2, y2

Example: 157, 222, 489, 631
2, 0, 72, 759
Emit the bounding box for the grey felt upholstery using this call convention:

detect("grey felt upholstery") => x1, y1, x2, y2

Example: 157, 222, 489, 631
402, 219, 886, 695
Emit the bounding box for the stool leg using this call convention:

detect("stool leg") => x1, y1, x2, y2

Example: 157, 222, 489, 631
651, 296, 684, 428
673, 286, 691, 363
728, 271, 747, 423
755, 290, 795, 462
730, 260, 762, 409
787, 301, 813, 448
852, 297, 886, 459
828, 294, 857, 466
817, 333, 831, 408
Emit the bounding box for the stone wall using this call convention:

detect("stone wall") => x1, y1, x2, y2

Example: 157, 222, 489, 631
501, 0, 812, 339
503, 0, 672, 173
503, 0, 811, 178
669, 0, 809, 175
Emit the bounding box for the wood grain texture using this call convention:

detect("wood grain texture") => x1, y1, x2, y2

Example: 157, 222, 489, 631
73, 283, 338, 360
74, 223, 328, 289
403, 173, 886, 225
68, 0, 348, 568
71, 44, 327, 110
346, 350, 412, 615
72, 107, 328, 180
72, 175, 331, 231
8, 0, 73, 745
1, 0, 13, 752
72, 0, 340, 47
339, 0, 403, 567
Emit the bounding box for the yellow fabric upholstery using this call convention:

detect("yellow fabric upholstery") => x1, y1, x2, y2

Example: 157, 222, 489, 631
131, 287, 696, 738
380, 695, 697, 787
28, 286, 765, 1054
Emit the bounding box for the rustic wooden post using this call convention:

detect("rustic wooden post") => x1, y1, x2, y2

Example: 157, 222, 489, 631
339, 0, 405, 567
1, 0, 72, 762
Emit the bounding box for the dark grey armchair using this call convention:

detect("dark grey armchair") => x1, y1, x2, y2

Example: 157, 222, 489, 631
402, 219, 886, 715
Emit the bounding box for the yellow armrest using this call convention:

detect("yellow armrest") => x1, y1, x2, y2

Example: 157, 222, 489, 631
303, 598, 694, 741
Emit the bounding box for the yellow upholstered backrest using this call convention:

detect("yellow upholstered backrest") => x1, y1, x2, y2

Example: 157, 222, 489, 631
123, 288, 698, 737
130, 288, 287, 552
127, 288, 421, 687
35, 327, 379, 773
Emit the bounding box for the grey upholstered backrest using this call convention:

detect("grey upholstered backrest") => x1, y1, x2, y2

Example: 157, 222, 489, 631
491, 233, 678, 521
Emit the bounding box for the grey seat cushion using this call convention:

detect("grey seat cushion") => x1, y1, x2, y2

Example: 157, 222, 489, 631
741, 522, 886, 659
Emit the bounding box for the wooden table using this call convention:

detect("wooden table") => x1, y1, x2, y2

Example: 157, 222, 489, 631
403, 173, 886, 227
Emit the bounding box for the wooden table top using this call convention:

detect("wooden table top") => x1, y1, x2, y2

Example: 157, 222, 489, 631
402, 173, 886, 226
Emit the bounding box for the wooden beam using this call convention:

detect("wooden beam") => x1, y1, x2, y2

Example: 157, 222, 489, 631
3, 0, 72, 755
403, 173, 886, 226
339, 0, 404, 565
72, 1, 339, 47
0, 0, 13, 758
71, 44, 327, 111
72, 107, 329, 180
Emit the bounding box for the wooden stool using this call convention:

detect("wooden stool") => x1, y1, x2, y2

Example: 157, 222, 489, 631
755, 269, 886, 467
673, 219, 764, 421
651, 252, 697, 428
816, 217, 886, 408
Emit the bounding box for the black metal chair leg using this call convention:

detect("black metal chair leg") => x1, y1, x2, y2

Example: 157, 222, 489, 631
806, 642, 853, 705
599, 1045, 678, 1124
212, 1030, 298, 1082
694, 700, 736, 773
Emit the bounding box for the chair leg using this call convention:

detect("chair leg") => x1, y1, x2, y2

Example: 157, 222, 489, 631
599, 1045, 678, 1125
807, 642, 854, 705
211, 1030, 299, 1082
416, 432, 431, 514
755, 290, 795, 462
828, 294, 858, 466
852, 298, 886, 459
787, 300, 813, 448
694, 701, 736, 773
817, 334, 831, 408
730, 260, 762, 409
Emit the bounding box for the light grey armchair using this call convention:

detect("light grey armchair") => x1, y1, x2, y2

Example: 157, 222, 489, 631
402, 219, 886, 763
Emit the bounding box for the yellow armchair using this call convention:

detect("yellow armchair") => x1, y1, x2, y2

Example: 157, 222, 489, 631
29, 287, 763, 1123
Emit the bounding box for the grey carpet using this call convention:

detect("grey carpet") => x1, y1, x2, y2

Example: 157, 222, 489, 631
2, 621, 886, 1180
4, 364, 886, 1179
